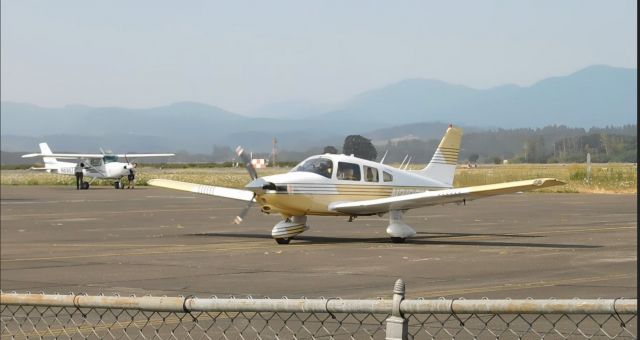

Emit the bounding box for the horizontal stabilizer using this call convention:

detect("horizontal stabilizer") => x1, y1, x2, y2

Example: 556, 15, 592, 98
148, 179, 254, 202
28, 167, 51, 172
329, 178, 565, 215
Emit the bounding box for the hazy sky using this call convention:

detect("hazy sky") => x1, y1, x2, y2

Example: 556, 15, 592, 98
1, 0, 637, 114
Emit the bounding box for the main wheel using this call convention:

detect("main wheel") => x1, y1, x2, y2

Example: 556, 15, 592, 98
114, 181, 123, 189
82, 181, 90, 190
390, 237, 406, 244
275, 238, 291, 245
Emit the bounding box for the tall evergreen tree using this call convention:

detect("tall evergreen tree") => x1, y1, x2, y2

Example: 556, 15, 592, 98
343, 135, 377, 161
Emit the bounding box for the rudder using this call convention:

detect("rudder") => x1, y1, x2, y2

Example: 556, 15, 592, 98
39, 143, 58, 168
417, 125, 463, 187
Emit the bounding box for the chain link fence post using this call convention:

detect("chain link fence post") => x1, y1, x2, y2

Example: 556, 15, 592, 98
385, 278, 409, 340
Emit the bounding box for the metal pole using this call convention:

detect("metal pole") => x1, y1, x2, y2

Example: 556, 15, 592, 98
385, 279, 409, 340
586, 152, 591, 183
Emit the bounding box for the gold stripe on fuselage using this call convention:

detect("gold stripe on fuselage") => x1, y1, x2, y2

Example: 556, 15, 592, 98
257, 184, 444, 216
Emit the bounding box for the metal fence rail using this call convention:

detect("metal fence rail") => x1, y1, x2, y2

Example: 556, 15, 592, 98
1, 279, 637, 339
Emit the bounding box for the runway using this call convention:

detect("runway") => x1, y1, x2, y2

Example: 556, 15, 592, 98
1, 185, 636, 299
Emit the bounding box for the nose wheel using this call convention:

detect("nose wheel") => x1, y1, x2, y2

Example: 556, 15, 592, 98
114, 181, 124, 189
275, 238, 291, 245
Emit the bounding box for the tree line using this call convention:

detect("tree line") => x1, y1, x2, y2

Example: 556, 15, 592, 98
204, 124, 638, 164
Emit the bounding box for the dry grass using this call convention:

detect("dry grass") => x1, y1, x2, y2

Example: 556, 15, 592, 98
1, 163, 636, 194
452, 163, 637, 194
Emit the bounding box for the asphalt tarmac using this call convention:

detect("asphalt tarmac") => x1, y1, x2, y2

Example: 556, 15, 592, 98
1, 186, 636, 300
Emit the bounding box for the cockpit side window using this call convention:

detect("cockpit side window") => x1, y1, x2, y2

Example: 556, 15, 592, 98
291, 157, 333, 178
364, 165, 379, 182
383, 171, 393, 182
337, 162, 361, 181
90, 158, 103, 167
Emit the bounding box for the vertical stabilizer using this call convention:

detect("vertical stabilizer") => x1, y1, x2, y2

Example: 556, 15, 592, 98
39, 143, 58, 168
416, 126, 463, 187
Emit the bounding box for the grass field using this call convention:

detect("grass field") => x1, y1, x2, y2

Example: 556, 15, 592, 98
1, 163, 636, 194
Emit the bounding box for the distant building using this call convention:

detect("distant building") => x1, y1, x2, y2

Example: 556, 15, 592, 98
251, 158, 267, 169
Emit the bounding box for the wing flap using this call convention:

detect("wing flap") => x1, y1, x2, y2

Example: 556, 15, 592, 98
147, 179, 254, 202
329, 178, 564, 215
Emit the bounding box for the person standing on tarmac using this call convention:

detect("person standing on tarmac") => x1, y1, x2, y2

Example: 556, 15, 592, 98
75, 163, 84, 190
127, 163, 137, 189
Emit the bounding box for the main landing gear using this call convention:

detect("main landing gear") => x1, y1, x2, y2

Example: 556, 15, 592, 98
114, 180, 125, 189
272, 216, 308, 245
81, 181, 90, 190
386, 210, 416, 243
269, 212, 416, 245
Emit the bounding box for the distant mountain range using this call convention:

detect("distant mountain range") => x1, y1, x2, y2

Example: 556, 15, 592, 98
320, 65, 636, 127
1, 65, 636, 154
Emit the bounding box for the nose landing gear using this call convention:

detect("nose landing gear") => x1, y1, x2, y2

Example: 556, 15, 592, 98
272, 216, 308, 245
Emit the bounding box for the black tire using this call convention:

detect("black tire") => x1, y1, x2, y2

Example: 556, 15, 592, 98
390, 237, 406, 244
275, 238, 291, 245
82, 182, 90, 190
114, 181, 121, 189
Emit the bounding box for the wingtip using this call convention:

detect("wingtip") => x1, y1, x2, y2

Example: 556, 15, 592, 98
146, 179, 163, 186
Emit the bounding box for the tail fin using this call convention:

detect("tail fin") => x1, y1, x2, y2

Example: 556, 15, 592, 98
39, 143, 58, 169
415, 125, 463, 187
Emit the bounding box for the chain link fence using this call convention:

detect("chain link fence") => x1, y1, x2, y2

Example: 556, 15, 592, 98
1, 280, 636, 339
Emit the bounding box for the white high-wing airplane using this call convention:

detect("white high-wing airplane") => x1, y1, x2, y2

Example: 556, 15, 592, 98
22, 143, 174, 189
149, 126, 564, 244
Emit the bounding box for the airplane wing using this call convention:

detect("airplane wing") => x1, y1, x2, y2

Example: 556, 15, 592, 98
117, 153, 175, 158
147, 179, 254, 202
329, 178, 564, 215
22, 153, 104, 159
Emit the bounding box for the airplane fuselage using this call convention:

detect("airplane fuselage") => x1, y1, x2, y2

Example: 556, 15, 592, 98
49, 160, 132, 180
251, 154, 450, 217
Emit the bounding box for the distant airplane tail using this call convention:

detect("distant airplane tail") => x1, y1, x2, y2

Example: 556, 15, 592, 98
39, 143, 59, 169
414, 125, 463, 187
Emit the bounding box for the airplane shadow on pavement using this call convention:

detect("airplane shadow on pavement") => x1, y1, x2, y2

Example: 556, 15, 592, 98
188, 232, 600, 249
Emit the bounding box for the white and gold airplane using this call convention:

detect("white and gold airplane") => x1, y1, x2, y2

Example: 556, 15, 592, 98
149, 126, 564, 244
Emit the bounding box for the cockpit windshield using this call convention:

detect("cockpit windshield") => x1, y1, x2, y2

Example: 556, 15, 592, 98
103, 155, 119, 164
291, 157, 333, 179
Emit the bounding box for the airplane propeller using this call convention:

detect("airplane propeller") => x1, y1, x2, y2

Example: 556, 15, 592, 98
235, 146, 258, 181
233, 146, 259, 224
233, 199, 254, 224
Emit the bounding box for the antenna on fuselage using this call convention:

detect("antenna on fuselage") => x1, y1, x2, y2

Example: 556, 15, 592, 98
379, 150, 388, 164
399, 154, 409, 168
403, 156, 413, 170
